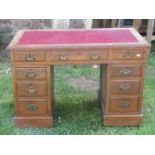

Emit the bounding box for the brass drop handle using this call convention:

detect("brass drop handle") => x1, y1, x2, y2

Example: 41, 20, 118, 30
25, 53, 36, 62
120, 68, 132, 75
59, 55, 68, 61
27, 103, 38, 112
123, 51, 134, 59
26, 85, 37, 94
120, 82, 131, 91
90, 55, 100, 60
26, 70, 36, 78
119, 102, 130, 109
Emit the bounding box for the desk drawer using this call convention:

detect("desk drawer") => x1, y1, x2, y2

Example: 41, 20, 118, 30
110, 49, 144, 60
16, 67, 47, 80
111, 79, 141, 94
47, 50, 108, 62
109, 96, 139, 113
14, 51, 45, 62
16, 82, 47, 97
16, 98, 48, 115
111, 64, 142, 77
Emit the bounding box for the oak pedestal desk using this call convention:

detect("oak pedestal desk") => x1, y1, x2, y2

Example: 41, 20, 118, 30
7, 28, 150, 128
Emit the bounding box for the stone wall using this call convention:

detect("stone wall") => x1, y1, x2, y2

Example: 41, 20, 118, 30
0, 19, 53, 47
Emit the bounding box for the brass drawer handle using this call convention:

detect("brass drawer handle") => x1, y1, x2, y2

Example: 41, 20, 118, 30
26, 85, 37, 94
120, 68, 132, 75
27, 103, 38, 112
120, 82, 131, 91
123, 51, 134, 59
90, 55, 100, 60
59, 55, 68, 61
119, 102, 130, 109
25, 54, 36, 62
26, 70, 36, 79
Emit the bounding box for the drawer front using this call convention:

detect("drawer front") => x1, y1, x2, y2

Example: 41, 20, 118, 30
111, 80, 141, 94
109, 96, 139, 113
16, 82, 47, 97
14, 51, 45, 62
47, 50, 108, 62
111, 64, 142, 77
110, 49, 144, 60
16, 67, 47, 80
16, 99, 48, 115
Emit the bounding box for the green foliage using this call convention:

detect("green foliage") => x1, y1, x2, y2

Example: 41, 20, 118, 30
147, 52, 155, 66
0, 61, 155, 135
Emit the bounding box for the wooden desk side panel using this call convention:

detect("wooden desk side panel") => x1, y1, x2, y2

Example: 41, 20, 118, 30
10, 51, 18, 114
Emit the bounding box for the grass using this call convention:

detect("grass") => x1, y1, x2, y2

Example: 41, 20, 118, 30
0, 54, 155, 135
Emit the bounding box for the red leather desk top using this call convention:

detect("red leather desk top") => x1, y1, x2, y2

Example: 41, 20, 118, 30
18, 29, 139, 45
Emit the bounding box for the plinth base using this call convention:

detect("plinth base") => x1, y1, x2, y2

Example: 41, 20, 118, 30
14, 116, 53, 128
103, 114, 143, 126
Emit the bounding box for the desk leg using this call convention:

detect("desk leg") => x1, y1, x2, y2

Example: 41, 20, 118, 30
13, 65, 54, 128
100, 64, 143, 126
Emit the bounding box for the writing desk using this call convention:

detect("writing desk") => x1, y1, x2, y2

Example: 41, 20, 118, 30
7, 28, 150, 127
